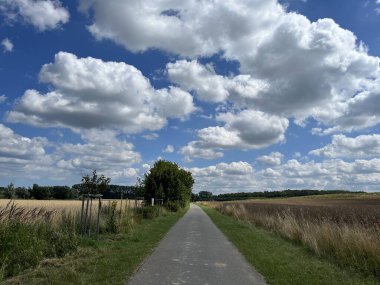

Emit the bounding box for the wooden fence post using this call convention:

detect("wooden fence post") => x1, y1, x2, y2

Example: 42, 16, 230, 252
84, 194, 90, 234
96, 195, 102, 237
80, 194, 85, 234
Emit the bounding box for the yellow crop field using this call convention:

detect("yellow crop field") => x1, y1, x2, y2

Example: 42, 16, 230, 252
0, 198, 142, 215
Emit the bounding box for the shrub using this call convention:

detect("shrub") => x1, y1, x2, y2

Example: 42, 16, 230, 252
0, 222, 45, 278
142, 206, 162, 219
102, 201, 119, 233
166, 201, 181, 212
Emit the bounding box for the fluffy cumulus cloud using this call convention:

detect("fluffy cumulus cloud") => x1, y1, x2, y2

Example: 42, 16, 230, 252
181, 110, 288, 160
0, 0, 69, 31
0, 124, 56, 179
257, 152, 284, 166
79, 0, 284, 57
190, 157, 380, 194
1, 38, 13, 52
0, 125, 143, 183
189, 161, 256, 193
310, 134, 380, 158
181, 141, 224, 161
81, 0, 380, 134
167, 60, 269, 103
261, 158, 380, 191
0, 124, 47, 162
56, 129, 141, 175
8, 52, 196, 134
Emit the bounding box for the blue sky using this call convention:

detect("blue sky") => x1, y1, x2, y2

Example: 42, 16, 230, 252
0, 0, 380, 193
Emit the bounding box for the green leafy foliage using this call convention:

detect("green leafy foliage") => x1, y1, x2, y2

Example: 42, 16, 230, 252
80, 170, 111, 195
14, 187, 30, 199
142, 205, 163, 219
197, 191, 213, 201
143, 160, 194, 210
102, 201, 119, 233
4, 183, 15, 199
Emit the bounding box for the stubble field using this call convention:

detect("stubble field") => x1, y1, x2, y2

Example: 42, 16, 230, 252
208, 193, 380, 278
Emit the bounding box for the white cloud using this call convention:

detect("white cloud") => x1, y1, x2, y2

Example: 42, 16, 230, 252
310, 134, 380, 158
0, 0, 69, 31
180, 141, 223, 161
189, 158, 380, 194
217, 110, 289, 148
163, 145, 175, 153
167, 60, 269, 104
0, 95, 7, 103
56, 129, 141, 176
80, 0, 284, 57
189, 161, 255, 192
1, 38, 13, 52
81, 0, 380, 134
142, 133, 159, 140
0, 124, 47, 161
0, 124, 58, 181
293, 152, 302, 158
142, 163, 151, 170
8, 52, 196, 134
257, 152, 284, 166
259, 158, 380, 191
0, 124, 141, 184
181, 110, 288, 160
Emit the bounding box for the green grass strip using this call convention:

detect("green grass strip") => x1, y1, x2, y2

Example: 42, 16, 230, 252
1, 209, 186, 285
201, 205, 380, 285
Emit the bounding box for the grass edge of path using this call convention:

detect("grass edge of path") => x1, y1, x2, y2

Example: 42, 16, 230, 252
200, 204, 380, 285
1, 208, 188, 285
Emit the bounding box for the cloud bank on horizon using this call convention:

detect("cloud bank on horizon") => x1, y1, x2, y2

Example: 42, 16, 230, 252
0, 0, 379, 193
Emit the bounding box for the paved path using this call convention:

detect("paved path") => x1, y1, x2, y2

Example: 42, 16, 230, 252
127, 204, 266, 285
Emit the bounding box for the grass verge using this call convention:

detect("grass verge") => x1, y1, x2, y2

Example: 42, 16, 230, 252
200, 205, 380, 285
1, 208, 187, 285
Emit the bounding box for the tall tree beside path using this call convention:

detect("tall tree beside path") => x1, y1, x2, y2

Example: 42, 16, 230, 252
143, 160, 194, 210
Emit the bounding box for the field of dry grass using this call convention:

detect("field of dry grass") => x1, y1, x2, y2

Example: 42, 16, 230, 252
0, 198, 142, 215
207, 193, 380, 278
0, 198, 146, 279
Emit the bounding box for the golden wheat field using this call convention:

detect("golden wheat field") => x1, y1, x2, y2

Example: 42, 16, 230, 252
0, 198, 142, 214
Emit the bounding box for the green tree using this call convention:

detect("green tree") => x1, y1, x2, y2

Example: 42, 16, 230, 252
15, 187, 30, 199
4, 183, 15, 199
80, 170, 111, 195
51, 186, 78, 199
198, 191, 213, 201
31, 184, 51, 200
143, 160, 194, 209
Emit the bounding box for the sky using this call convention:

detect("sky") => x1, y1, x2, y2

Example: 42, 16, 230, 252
0, 0, 380, 194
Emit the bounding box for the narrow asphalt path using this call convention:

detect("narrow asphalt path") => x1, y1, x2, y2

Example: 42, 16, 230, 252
127, 204, 266, 285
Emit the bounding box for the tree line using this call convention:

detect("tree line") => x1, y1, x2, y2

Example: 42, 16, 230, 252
193, 189, 362, 201
0, 183, 143, 200
0, 160, 194, 212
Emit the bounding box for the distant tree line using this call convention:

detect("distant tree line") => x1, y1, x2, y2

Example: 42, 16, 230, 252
0, 184, 79, 200
0, 183, 142, 200
192, 189, 363, 201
